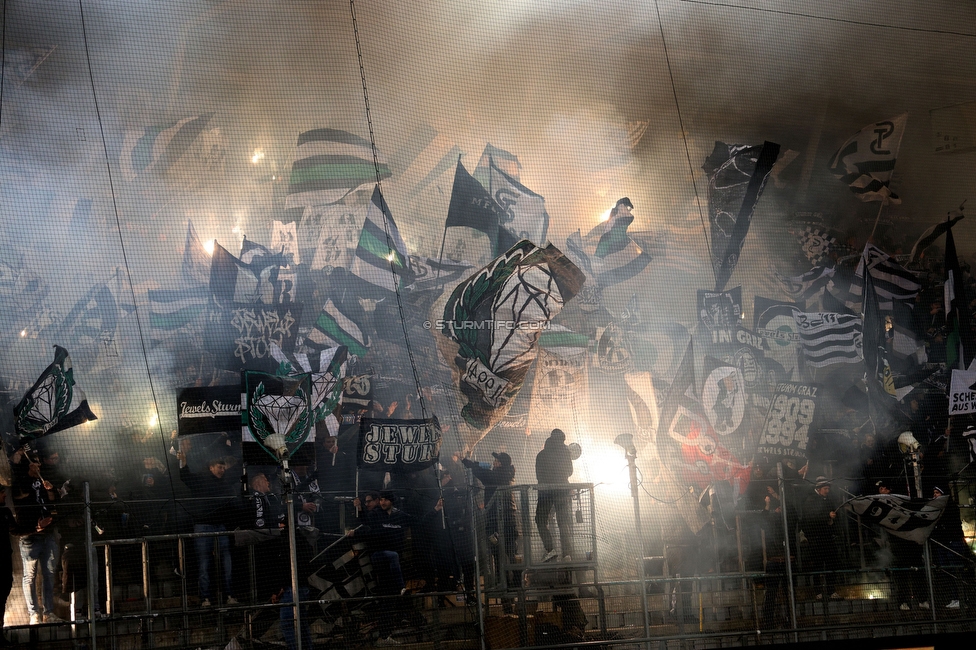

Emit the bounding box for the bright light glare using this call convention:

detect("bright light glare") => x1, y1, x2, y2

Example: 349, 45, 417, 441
20, 330, 26, 337
203, 239, 215, 255
386, 252, 395, 262
598, 208, 612, 223
149, 413, 158, 427
251, 149, 265, 164
574, 437, 631, 498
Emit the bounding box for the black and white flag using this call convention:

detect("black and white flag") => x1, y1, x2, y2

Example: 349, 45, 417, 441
793, 312, 863, 368
841, 494, 947, 545
850, 243, 921, 305
357, 417, 442, 474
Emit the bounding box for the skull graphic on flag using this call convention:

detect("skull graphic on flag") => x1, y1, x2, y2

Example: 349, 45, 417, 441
244, 371, 312, 461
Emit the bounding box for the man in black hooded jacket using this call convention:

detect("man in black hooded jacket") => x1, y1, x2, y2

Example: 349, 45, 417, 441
535, 429, 574, 562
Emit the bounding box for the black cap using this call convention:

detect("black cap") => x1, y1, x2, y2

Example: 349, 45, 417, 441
379, 490, 395, 501
875, 479, 891, 491
815, 476, 830, 489
933, 486, 946, 496
492, 452, 512, 467
616, 197, 634, 209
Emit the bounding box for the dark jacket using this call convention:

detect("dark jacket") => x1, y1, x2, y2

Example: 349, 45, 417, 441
363, 507, 415, 555
800, 490, 835, 543
535, 438, 573, 486
179, 464, 242, 527
462, 459, 516, 512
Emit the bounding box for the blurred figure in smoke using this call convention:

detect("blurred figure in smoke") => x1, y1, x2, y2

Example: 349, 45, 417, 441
534, 429, 575, 562
799, 476, 841, 601
436, 466, 474, 593
177, 439, 241, 607
758, 476, 793, 629
929, 485, 972, 610
11, 444, 65, 624
462, 451, 518, 584
874, 480, 927, 611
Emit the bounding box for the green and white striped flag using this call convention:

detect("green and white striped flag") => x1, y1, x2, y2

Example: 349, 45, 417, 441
285, 128, 390, 209
349, 186, 411, 293
148, 286, 209, 331
305, 299, 369, 358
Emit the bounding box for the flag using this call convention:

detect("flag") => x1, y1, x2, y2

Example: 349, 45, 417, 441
944, 223, 975, 370
445, 159, 512, 256
828, 113, 908, 204
753, 296, 803, 382
623, 371, 658, 450
795, 225, 838, 265
474, 143, 521, 185
242, 237, 297, 305
909, 209, 964, 263
55, 274, 132, 368
357, 417, 442, 474
565, 210, 652, 290
14, 346, 97, 442
120, 114, 213, 181
182, 221, 211, 286
205, 301, 304, 370
949, 368, 976, 416
851, 244, 921, 304
756, 380, 821, 466
209, 242, 289, 307
303, 203, 368, 272
702, 140, 780, 291
284, 128, 390, 209
177, 385, 241, 436
841, 494, 946, 544
349, 186, 412, 293
861, 262, 884, 382
657, 341, 752, 495
793, 312, 863, 368
529, 326, 590, 432
487, 159, 549, 247
148, 285, 210, 331
774, 266, 835, 304
270, 220, 301, 266
437, 241, 584, 440
305, 298, 369, 358
243, 370, 313, 462
404, 256, 474, 292
270, 342, 348, 422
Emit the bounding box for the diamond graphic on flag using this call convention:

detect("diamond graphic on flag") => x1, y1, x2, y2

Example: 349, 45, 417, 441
24, 373, 64, 427
253, 388, 306, 440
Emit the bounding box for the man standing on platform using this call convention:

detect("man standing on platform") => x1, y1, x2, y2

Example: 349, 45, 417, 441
177, 441, 241, 607
534, 429, 575, 562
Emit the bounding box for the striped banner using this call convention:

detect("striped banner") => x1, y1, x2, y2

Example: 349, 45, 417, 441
148, 285, 209, 330
349, 186, 411, 293
305, 299, 369, 358
850, 243, 921, 303
285, 128, 390, 209
793, 311, 863, 368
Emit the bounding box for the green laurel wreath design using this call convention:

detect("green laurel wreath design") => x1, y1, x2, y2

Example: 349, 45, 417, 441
444, 242, 532, 365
